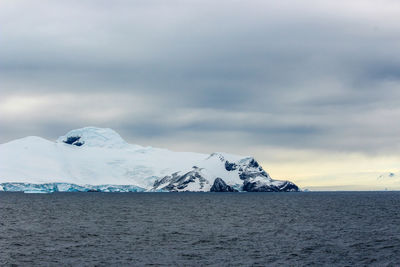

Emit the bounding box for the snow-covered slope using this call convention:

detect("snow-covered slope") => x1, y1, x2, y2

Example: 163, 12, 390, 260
0, 127, 299, 192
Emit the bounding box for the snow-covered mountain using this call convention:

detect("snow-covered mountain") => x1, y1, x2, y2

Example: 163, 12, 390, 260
0, 127, 299, 193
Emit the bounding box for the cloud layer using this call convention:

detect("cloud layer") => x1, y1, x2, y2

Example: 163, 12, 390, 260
1, 0, 400, 161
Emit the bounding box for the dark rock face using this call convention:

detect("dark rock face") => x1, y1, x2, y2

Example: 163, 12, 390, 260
74, 142, 84, 146
208, 153, 225, 162
243, 180, 300, 192
276, 181, 300, 192
239, 170, 269, 180
248, 159, 259, 168
236, 157, 299, 192
243, 180, 278, 192
153, 167, 209, 191
87, 189, 100, 192
63, 136, 84, 146
238, 158, 269, 180
224, 161, 237, 171
210, 178, 238, 192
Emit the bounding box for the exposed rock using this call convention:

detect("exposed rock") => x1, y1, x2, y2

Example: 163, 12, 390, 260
207, 153, 225, 162
153, 167, 210, 192
63, 136, 85, 146
243, 179, 299, 192
152, 156, 300, 192
276, 181, 300, 192
210, 178, 238, 192
243, 180, 278, 192
224, 161, 237, 171
237, 158, 270, 180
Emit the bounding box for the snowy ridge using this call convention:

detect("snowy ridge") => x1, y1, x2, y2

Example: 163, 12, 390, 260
57, 127, 129, 148
0, 127, 299, 193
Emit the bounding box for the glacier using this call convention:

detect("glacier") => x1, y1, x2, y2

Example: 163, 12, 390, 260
0, 183, 145, 193
0, 127, 299, 193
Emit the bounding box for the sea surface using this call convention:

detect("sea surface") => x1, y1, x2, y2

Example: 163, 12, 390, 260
1, 192, 400, 266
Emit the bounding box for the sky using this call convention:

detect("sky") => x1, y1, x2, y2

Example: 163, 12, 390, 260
1, 0, 400, 190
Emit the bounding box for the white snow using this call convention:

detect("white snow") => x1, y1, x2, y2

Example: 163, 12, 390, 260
57, 127, 131, 148
0, 127, 279, 191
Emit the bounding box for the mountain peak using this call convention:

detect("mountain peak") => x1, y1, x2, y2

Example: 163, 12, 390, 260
56, 127, 128, 148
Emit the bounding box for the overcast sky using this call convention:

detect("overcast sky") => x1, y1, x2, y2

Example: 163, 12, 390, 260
1, 0, 400, 189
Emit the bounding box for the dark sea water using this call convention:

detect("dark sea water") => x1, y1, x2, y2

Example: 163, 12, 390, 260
1, 192, 400, 266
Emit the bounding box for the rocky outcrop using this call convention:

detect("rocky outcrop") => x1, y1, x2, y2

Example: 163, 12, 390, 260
237, 158, 269, 180
152, 155, 300, 192
243, 179, 299, 192
63, 136, 85, 146
224, 161, 237, 171
276, 181, 299, 192
243, 180, 278, 192
153, 167, 210, 192
210, 178, 238, 192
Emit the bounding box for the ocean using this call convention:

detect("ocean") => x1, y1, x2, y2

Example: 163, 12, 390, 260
1, 192, 399, 266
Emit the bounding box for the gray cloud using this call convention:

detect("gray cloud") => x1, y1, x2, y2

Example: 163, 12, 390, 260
1, 0, 400, 157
